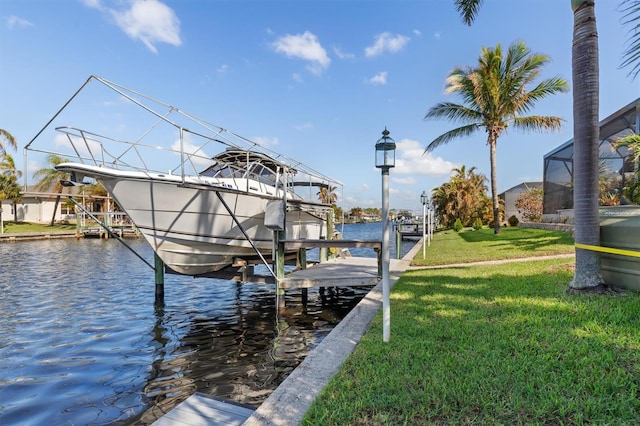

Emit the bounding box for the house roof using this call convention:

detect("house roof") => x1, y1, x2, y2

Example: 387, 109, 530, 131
499, 182, 543, 197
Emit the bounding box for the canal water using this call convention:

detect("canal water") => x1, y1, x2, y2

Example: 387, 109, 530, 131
0, 222, 414, 425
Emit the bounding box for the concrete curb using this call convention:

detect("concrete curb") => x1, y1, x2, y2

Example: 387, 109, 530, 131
243, 243, 419, 426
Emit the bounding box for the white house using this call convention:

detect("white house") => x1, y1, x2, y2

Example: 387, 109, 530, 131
0, 186, 107, 225
1, 189, 74, 224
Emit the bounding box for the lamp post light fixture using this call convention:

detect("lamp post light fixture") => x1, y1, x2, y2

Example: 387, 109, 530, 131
421, 190, 428, 258
375, 127, 396, 342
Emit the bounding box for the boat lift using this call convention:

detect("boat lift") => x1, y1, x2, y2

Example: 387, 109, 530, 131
26, 75, 380, 306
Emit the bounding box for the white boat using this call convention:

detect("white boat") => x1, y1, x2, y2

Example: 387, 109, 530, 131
25, 76, 340, 277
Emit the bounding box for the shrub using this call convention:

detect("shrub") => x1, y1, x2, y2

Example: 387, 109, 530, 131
453, 218, 463, 232
472, 218, 483, 230
508, 215, 519, 227
515, 188, 543, 222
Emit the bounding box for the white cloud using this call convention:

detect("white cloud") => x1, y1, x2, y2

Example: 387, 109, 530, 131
83, 0, 181, 54
333, 46, 355, 60
392, 176, 416, 185
365, 32, 410, 58
294, 122, 314, 131
217, 64, 229, 74
171, 135, 212, 168
80, 0, 102, 9
368, 71, 388, 85
272, 31, 331, 75
53, 132, 101, 157
5, 15, 33, 30
434, 32, 442, 40
393, 138, 459, 177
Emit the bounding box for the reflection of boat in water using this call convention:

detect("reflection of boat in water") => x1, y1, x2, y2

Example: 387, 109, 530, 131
26, 75, 340, 277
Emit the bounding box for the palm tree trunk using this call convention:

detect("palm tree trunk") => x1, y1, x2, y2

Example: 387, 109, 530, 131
570, 0, 604, 289
50, 193, 61, 226
489, 138, 501, 234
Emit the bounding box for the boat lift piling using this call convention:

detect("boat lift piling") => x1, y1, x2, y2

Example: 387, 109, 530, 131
154, 253, 165, 306
66, 195, 168, 303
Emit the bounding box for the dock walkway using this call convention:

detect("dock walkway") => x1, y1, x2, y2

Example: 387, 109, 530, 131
279, 256, 382, 288
0, 231, 77, 242
151, 393, 255, 426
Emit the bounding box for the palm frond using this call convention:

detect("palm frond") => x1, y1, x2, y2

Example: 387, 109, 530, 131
424, 102, 483, 123
620, 0, 640, 79
424, 124, 480, 153
454, 0, 483, 25
0, 129, 17, 154
511, 116, 564, 132
0, 153, 22, 178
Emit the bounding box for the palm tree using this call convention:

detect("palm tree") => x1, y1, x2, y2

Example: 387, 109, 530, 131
0, 153, 22, 232
33, 154, 70, 226
317, 185, 338, 205
0, 174, 21, 233
0, 153, 23, 223
0, 129, 17, 156
0, 153, 21, 179
431, 165, 490, 228
424, 41, 569, 234
451, 0, 608, 291
569, 1, 603, 291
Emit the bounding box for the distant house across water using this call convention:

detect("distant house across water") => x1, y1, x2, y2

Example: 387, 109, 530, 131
1, 186, 111, 225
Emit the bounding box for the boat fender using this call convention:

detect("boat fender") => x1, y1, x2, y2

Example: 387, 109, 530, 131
265, 200, 285, 231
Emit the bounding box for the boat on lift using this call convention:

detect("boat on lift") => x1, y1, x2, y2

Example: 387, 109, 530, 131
25, 76, 340, 277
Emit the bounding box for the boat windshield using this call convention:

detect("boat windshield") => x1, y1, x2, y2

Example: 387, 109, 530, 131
199, 149, 289, 188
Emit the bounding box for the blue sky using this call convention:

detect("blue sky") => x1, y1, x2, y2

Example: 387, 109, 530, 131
1, 0, 639, 213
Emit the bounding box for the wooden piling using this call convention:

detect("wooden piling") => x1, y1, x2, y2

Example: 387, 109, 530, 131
154, 253, 165, 304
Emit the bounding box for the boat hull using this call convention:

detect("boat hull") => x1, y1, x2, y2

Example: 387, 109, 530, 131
94, 174, 325, 275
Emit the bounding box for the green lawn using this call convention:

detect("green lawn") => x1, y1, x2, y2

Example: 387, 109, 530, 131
3, 222, 77, 234
303, 228, 640, 425
411, 227, 575, 266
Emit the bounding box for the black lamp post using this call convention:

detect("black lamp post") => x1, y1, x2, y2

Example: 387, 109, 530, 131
375, 127, 396, 342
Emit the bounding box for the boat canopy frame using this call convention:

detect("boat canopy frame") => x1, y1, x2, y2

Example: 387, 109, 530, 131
24, 75, 342, 199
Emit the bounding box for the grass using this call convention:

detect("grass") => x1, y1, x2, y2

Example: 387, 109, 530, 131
411, 226, 575, 266
3, 221, 77, 233
303, 228, 640, 425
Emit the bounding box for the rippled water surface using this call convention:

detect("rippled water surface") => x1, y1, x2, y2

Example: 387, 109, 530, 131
0, 222, 410, 425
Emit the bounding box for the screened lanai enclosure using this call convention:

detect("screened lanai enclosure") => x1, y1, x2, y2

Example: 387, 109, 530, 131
543, 98, 640, 214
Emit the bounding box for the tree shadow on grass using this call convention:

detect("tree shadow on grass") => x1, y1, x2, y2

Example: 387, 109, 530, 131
457, 227, 574, 252
370, 261, 640, 423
